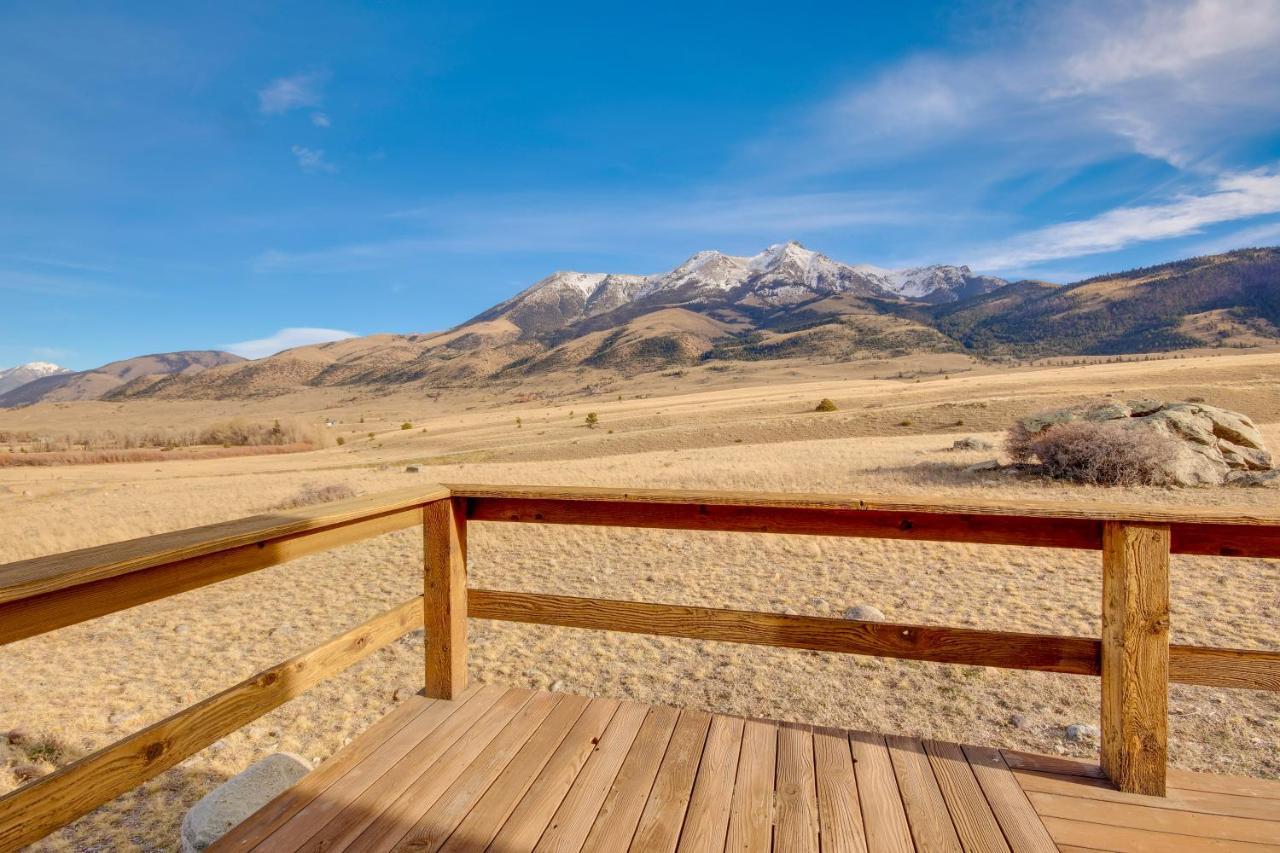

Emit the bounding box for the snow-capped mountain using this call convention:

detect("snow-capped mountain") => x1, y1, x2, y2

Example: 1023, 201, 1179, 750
470, 241, 1007, 336
0, 361, 69, 395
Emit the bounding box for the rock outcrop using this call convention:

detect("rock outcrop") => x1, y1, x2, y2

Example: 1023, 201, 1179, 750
1015, 400, 1272, 486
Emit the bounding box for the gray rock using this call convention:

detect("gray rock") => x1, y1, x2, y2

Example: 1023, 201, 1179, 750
1228, 469, 1280, 488
842, 605, 886, 622
1126, 399, 1164, 417
1009, 713, 1030, 730
951, 437, 993, 451
180, 753, 312, 852
964, 459, 1001, 473
1065, 723, 1098, 742
1083, 403, 1130, 421
1019, 399, 1273, 487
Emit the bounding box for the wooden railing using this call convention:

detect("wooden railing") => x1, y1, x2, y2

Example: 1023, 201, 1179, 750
1, 483, 1278, 848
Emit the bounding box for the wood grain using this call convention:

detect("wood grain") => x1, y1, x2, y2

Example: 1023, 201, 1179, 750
469, 588, 1100, 675
581, 704, 680, 852
424, 497, 468, 700
0, 509, 420, 646
677, 714, 744, 853
814, 726, 868, 853
848, 731, 913, 853
1101, 521, 1170, 796
0, 595, 424, 851
464, 495, 1103, 551
724, 718, 778, 853
0, 485, 447, 604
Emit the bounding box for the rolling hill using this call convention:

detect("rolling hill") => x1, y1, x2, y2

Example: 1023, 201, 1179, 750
16, 243, 1280, 404
0, 351, 245, 407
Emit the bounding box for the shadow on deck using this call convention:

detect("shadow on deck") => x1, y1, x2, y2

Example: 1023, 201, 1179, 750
211, 686, 1280, 852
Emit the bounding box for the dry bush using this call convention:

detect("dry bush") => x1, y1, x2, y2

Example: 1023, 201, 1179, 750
0, 443, 313, 467
269, 482, 358, 510
1012, 420, 1178, 486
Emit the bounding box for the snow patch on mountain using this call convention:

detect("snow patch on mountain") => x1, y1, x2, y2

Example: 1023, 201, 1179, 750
0, 361, 69, 395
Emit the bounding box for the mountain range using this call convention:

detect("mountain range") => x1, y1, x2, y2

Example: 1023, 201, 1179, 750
2, 243, 1277, 406
0, 361, 69, 396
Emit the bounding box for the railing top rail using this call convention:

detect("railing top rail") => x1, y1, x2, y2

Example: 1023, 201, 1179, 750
0, 484, 449, 606
447, 482, 1280, 526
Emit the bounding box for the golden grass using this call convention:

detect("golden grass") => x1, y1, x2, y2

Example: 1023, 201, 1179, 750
0, 351, 1277, 850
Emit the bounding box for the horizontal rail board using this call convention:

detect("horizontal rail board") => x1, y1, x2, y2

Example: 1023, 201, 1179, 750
448, 483, 1280, 527
469, 590, 1280, 692
0, 595, 425, 851
0, 484, 449, 605
464, 497, 1105, 550
1168, 645, 1280, 692
0, 508, 421, 646
469, 589, 1101, 675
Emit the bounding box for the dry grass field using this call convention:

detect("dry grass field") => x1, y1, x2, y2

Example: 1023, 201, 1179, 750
0, 351, 1277, 850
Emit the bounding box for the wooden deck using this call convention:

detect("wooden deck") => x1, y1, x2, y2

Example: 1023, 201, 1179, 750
210, 686, 1280, 852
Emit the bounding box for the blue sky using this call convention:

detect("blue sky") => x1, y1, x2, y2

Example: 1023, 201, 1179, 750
3, 0, 1280, 369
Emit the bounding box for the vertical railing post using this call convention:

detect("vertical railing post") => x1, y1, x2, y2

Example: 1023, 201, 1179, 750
1100, 521, 1170, 796
424, 496, 468, 699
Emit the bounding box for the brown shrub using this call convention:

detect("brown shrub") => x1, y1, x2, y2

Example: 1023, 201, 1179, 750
1013, 420, 1178, 486
269, 482, 358, 510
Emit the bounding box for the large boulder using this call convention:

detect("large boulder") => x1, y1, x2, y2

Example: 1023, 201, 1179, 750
180, 753, 312, 851
1016, 400, 1272, 487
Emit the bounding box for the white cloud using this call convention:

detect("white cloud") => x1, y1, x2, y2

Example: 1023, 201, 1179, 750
778, 0, 1280, 173
310, 112, 331, 128
973, 169, 1280, 270
291, 145, 336, 173
220, 327, 356, 359
258, 72, 325, 115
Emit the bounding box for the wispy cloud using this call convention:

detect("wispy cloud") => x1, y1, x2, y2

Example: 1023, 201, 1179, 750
220, 327, 356, 359
254, 189, 930, 273
764, 0, 1280, 174
310, 112, 331, 128
291, 145, 336, 173
973, 169, 1280, 270
257, 72, 326, 114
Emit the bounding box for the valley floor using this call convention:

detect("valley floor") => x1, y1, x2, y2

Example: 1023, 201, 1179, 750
0, 352, 1277, 850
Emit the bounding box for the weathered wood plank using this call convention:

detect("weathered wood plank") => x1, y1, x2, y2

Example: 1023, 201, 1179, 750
1029, 790, 1280, 845
1101, 521, 1170, 796
630, 709, 714, 853
464, 495, 1104, 550
885, 734, 963, 852
581, 704, 680, 852
962, 745, 1058, 853
0, 596, 425, 851
326, 687, 535, 851
724, 718, 777, 853
486, 698, 621, 851
449, 482, 1280, 527
776, 722, 820, 852
424, 497, 468, 699
814, 726, 868, 853
379, 691, 562, 852
438, 694, 591, 853
848, 731, 913, 853
469, 589, 1100, 675
534, 701, 649, 852
1170, 645, 1280, 692
923, 739, 1010, 853
0, 509, 421, 646
1013, 769, 1280, 821
677, 714, 745, 853
0, 485, 447, 604
1039, 815, 1280, 852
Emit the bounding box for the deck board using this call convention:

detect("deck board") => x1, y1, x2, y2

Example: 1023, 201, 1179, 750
212, 686, 1280, 852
